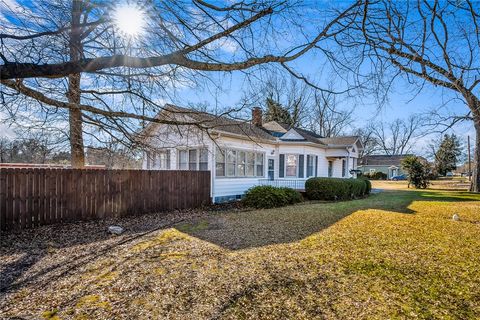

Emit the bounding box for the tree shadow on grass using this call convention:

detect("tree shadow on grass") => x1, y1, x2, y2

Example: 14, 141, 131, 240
175, 189, 479, 251
0, 210, 193, 300
0, 189, 477, 303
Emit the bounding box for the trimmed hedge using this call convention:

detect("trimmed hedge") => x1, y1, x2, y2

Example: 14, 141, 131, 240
305, 177, 370, 201
360, 177, 372, 194
363, 171, 387, 180
243, 185, 302, 209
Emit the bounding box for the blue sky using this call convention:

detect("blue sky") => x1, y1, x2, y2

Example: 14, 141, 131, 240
0, 0, 476, 157
176, 57, 475, 156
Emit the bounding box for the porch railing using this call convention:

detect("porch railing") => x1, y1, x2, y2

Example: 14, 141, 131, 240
258, 179, 307, 190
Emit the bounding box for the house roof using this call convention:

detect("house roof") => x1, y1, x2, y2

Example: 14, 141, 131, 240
360, 154, 414, 166
269, 122, 325, 144
161, 104, 275, 141
318, 136, 360, 146
147, 105, 360, 148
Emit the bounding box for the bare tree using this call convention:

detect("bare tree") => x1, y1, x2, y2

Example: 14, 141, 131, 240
260, 75, 310, 127
332, 0, 480, 191
368, 116, 424, 155
0, 134, 70, 164
86, 141, 141, 169
1, 1, 361, 165
255, 75, 354, 135
352, 127, 379, 158
308, 82, 354, 137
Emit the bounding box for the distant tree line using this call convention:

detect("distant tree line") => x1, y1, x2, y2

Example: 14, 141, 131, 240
0, 137, 70, 164
0, 136, 140, 169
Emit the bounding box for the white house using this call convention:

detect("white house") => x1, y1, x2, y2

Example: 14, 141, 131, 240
142, 105, 363, 203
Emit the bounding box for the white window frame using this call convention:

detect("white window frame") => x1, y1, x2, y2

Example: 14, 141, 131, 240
306, 154, 315, 177
285, 154, 298, 177
157, 150, 170, 170
216, 147, 265, 178
178, 147, 208, 171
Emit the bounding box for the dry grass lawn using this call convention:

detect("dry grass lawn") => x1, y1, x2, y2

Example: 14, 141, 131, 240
1, 184, 479, 319
372, 178, 471, 190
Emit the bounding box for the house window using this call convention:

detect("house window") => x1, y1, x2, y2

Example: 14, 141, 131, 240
307, 155, 315, 177
286, 154, 297, 177
237, 151, 246, 177
199, 149, 208, 170
328, 161, 333, 177
157, 151, 170, 169
188, 150, 197, 170
226, 149, 236, 177
217, 147, 264, 178
178, 148, 208, 171
178, 150, 188, 170
256, 153, 264, 177
246, 152, 255, 176
342, 159, 346, 177
216, 149, 225, 176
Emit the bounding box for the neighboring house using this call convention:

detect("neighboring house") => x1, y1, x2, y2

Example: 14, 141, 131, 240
141, 105, 363, 203
358, 154, 418, 179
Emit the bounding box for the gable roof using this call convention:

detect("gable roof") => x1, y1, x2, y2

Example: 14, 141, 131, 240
360, 154, 414, 166
146, 105, 360, 148
267, 122, 326, 144
318, 136, 360, 146
159, 104, 275, 141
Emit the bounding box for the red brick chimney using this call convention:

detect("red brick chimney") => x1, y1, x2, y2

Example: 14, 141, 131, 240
252, 107, 263, 126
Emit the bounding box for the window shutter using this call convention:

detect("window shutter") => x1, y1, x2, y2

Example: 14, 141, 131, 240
315, 156, 318, 176
279, 154, 285, 178
298, 154, 304, 178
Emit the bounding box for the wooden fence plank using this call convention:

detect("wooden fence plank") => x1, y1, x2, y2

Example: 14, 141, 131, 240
0, 169, 211, 231
6, 170, 13, 230
0, 169, 6, 230
19, 170, 26, 229
14, 170, 20, 229
26, 169, 33, 228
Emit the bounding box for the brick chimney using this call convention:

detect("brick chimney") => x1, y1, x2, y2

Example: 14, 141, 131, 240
252, 107, 263, 126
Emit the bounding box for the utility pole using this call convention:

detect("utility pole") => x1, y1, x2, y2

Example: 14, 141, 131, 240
467, 135, 471, 182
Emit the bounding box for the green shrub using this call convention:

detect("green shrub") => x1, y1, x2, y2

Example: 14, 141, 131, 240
359, 177, 372, 194
243, 185, 302, 209
401, 156, 431, 189
368, 171, 387, 180
345, 179, 366, 198
305, 177, 369, 201
305, 178, 348, 200
280, 187, 303, 205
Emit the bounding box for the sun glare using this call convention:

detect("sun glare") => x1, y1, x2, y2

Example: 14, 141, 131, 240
113, 4, 146, 37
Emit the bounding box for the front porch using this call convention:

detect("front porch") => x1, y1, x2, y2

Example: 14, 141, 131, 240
259, 179, 307, 191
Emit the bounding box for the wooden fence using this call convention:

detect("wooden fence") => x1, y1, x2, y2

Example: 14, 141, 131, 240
0, 168, 211, 231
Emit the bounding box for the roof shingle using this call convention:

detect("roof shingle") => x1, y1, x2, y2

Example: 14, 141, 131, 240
151, 105, 360, 147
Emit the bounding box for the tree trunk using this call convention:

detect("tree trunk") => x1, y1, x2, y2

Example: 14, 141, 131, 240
471, 120, 480, 192
68, 77, 84, 168
68, 0, 85, 168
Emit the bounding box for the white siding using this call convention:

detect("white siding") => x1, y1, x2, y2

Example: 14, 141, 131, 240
143, 118, 361, 202
214, 178, 263, 197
